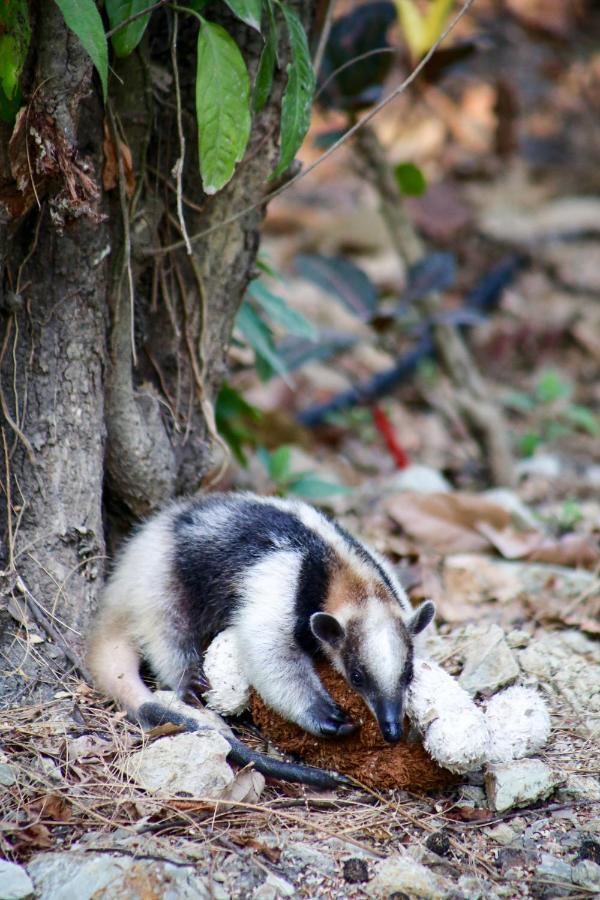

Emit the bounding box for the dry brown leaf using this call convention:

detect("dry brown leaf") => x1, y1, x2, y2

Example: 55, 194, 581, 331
30, 792, 72, 823
102, 120, 135, 197
479, 523, 600, 568
386, 492, 510, 554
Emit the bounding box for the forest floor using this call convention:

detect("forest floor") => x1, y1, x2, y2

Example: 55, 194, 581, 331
1, 2, 599, 898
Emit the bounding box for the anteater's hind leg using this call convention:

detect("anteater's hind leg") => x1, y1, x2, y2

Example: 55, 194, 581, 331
87, 624, 154, 717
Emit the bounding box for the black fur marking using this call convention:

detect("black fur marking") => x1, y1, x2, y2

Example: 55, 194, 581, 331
172, 496, 335, 658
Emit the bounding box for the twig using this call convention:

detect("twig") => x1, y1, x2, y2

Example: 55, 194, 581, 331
316, 47, 398, 101
312, 0, 337, 78
105, 0, 171, 38
1, 428, 14, 571
170, 11, 192, 255
145, 0, 476, 257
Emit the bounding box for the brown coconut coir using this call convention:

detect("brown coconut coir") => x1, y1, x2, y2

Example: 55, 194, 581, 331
250, 663, 455, 790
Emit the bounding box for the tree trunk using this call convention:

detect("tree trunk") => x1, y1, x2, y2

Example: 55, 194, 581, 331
0, 2, 316, 704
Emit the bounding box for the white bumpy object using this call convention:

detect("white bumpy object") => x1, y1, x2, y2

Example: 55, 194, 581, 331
203, 627, 551, 774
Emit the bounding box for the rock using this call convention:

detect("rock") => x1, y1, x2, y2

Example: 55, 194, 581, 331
0, 763, 17, 787
485, 824, 516, 846
27, 852, 210, 899
253, 874, 295, 899
535, 853, 572, 883
425, 831, 451, 857
459, 625, 520, 696
366, 855, 450, 898
572, 860, 600, 891
578, 839, 600, 865
388, 465, 451, 494
343, 858, 370, 883
557, 774, 600, 803
0, 861, 34, 899
121, 730, 234, 799
506, 630, 531, 649
485, 759, 561, 812
516, 454, 562, 480
518, 631, 600, 739
282, 842, 336, 877
457, 875, 500, 899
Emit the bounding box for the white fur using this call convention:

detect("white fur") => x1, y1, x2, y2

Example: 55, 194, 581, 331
362, 597, 407, 695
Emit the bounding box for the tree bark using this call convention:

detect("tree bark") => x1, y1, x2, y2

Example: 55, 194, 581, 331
0, 2, 317, 703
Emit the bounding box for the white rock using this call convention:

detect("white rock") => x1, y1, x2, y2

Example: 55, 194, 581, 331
203, 628, 250, 716
485, 759, 561, 812
27, 852, 210, 899
536, 853, 572, 883
366, 855, 450, 899
407, 658, 490, 774
459, 625, 520, 696
122, 730, 234, 799
0, 762, 17, 787
388, 465, 451, 494
484, 686, 551, 763
558, 774, 600, 802
0, 860, 34, 899
485, 824, 516, 846
253, 874, 295, 899
572, 859, 600, 891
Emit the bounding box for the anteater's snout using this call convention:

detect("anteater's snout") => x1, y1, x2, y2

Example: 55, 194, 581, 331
381, 720, 403, 744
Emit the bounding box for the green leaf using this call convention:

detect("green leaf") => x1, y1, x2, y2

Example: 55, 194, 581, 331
268, 445, 292, 482
422, 0, 456, 51
287, 474, 352, 499
394, 161, 427, 196
235, 301, 287, 379
535, 369, 571, 405
254, 2, 277, 112
105, 0, 152, 58
564, 405, 600, 436
222, 0, 263, 31
272, 3, 315, 179
216, 383, 261, 466
248, 281, 317, 340
518, 432, 542, 458
395, 0, 427, 58
53, 0, 108, 100
0, 0, 31, 102
196, 20, 251, 194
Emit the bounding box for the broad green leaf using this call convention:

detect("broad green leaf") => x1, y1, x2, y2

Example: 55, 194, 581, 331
564, 405, 600, 436
268, 445, 292, 482
186, 0, 211, 10
287, 474, 352, 499
53, 0, 108, 100
248, 281, 317, 340
518, 432, 541, 458
0, 0, 31, 102
235, 301, 287, 379
196, 20, 251, 194
395, 0, 427, 58
216, 383, 261, 466
422, 0, 455, 51
272, 3, 315, 179
535, 370, 571, 404
394, 161, 427, 196
105, 0, 152, 58
223, 0, 263, 31
254, 2, 277, 112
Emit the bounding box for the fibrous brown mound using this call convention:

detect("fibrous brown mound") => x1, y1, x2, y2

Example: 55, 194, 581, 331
251, 664, 456, 790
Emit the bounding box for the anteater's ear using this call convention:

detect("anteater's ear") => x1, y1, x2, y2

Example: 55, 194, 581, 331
310, 612, 345, 648
408, 600, 435, 636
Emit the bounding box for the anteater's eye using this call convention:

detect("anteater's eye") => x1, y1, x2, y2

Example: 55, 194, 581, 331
350, 669, 364, 688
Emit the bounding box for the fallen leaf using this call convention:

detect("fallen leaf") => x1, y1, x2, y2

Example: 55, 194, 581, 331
479, 523, 600, 568
448, 805, 494, 823
30, 792, 72, 823
386, 492, 510, 554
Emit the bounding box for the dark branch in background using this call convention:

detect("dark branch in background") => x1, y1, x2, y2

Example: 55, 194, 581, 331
297, 257, 524, 427
315, 48, 399, 102
146, 0, 477, 257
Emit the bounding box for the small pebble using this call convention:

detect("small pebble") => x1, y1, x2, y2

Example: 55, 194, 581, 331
425, 830, 451, 857
343, 858, 369, 884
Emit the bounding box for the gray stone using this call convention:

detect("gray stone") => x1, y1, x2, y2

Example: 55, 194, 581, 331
518, 631, 600, 740
121, 730, 234, 799
506, 630, 531, 649
388, 465, 451, 494
459, 625, 520, 696
0, 763, 16, 787
536, 853, 572, 883
253, 874, 295, 899
366, 855, 450, 898
557, 774, 600, 803
282, 842, 336, 876
456, 875, 500, 900
485, 824, 516, 846
485, 759, 561, 812
0, 861, 34, 900
572, 860, 600, 891
27, 852, 211, 899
